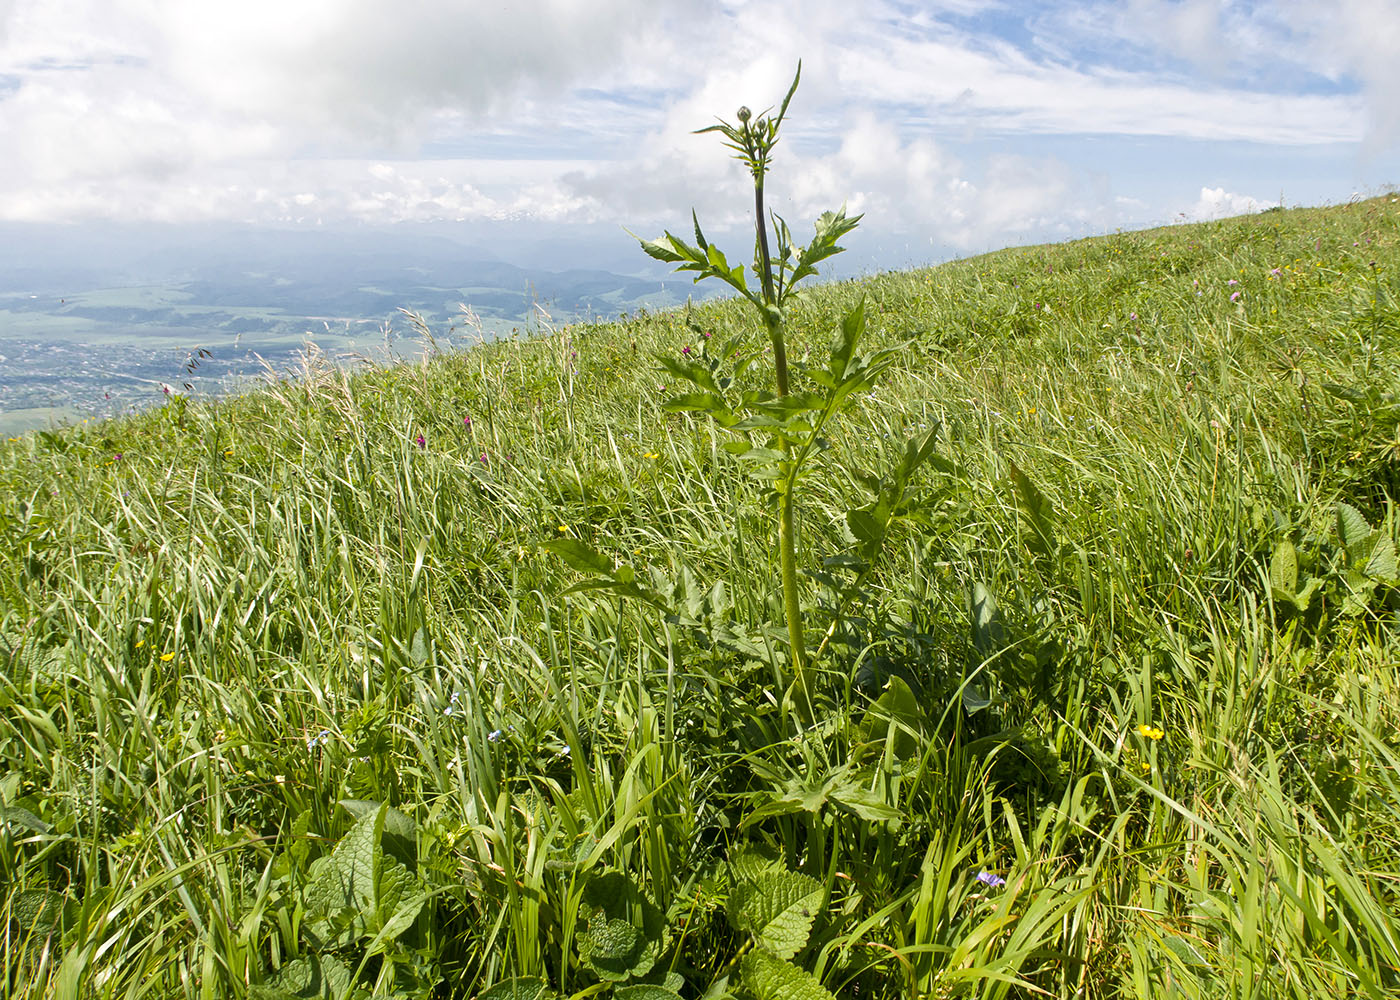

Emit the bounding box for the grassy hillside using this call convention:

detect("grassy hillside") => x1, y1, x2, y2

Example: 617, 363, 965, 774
2, 195, 1400, 999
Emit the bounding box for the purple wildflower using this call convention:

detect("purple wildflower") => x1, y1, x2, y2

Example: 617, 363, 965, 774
682, 346, 692, 356
1227, 279, 1238, 286
976, 871, 1007, 888
479, 452, 489, 464
415, 434, 426, 448
1230, 291, 1242, 302
463, 415, 472, 429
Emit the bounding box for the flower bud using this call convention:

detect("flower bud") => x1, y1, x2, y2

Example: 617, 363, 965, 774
737, 106, 751, 123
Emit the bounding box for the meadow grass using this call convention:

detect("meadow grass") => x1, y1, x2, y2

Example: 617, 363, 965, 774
2, 196, 1399, 998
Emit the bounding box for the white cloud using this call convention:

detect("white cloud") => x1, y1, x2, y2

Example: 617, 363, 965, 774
0, 0, 1393, 250
1184, 186, 1269, 221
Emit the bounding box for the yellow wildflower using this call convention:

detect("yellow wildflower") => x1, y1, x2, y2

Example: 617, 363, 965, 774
160, 652, 175, 662
1136, 724, 1164, 741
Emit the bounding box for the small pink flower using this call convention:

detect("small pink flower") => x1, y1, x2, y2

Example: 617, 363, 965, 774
1227, 279, 1238, 286
1230, 291, 1242, 302
463, 415, 472, 428
415, 434, 426, 448
480, 452, 488, 464
682, 346, 691, 356
1130, 312, 1138, 321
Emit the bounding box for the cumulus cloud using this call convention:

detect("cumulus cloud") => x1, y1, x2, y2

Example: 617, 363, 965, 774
1184, 186, 1269, 221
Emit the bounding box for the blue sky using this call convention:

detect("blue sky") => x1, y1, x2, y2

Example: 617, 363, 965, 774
0, 0, 1396, 271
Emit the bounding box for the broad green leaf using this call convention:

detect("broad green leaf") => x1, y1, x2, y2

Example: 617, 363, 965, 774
1007, 458, 1055, 557
728, 869, 823, 959
338, 799, 416, 868
250, 954, 354, 1000
899, 423, 941, 480
857, 676, 926, 759
728, 845, 784, 884
304, 808, 381, 921
969, 581, 1004, 657
962, 683, 993, 715
661, 392, 731, 417
655, 354, 720, 393
846, 508, 884, 549
9, 888, 66, 939
478, 978, 556, 1000
740, 949, 837, 1000
578, 915, 658, 982
1270, 539, 1299, 593
1337, 501, 1373, 552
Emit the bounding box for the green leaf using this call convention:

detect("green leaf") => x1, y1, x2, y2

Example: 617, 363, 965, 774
961, 684, 993, 715
1270, 539, 1299, 593
729, 845, 784, 883
1, 804, 52, 834
614, 986, 684, 1000
728, 869, 823, 959
740, 950, 837, 1000
784, 207, 862, 297
826, 783, 903, 824
578, 915, 658, 982
857, 676, 927, 759
1007, 458, 1056, 557
543, 539, 615, 576
969, 581, 1004, 658
338, 800, 416, 868
828, 300, 866, 382
477, 978, 556, 1000
250, 954, 355, 1000
303, 804, 425, 948
1337, 501, 1373, 551
9, 889, 67, 939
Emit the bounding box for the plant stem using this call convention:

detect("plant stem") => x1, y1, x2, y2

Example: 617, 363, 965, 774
752, 161, 810, 717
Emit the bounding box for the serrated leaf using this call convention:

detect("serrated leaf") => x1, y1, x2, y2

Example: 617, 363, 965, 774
8, 888, 66, 938
662, 392, 730, 416
728, 870, 823, 959
1337, 502, 1373, 552
740, 949, 837, 1000
477, 978, 556, 1000
828, 300, 866, 382
338, 800, 416, 868
251, 954, 354, 1000
579, 915, 658, 982
729, 845, 784, 883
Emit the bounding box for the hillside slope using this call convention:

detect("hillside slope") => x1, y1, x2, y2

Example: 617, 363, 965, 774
2, 196, 1399, 999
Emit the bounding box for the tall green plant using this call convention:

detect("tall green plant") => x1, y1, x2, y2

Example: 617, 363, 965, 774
633, 64, 907, 716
